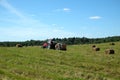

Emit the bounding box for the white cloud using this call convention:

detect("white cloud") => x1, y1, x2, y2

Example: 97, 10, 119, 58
63, 8, 71, 12
89, 16, 102, 20
54, 8, 71, 12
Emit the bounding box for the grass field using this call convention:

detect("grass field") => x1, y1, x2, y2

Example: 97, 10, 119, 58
0, 42, 120, 80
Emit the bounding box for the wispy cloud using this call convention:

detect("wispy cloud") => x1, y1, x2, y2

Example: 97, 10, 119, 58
63, 8, 71, 12
0, 0, 75, 41
54, 8, 71, 12
89, 16, 102, 20
0, 0, 25, 19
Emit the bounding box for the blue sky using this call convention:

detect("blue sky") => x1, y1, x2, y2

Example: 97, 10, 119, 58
0, 0, 120, 41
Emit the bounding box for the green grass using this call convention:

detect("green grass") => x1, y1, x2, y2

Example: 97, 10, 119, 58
0, 42, 120, 80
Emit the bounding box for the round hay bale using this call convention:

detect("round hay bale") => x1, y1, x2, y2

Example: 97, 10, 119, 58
55, 43, 61, 50
61, 43, 67, 51
109, 42, 115, 45
92, 45, 96, 48
105, 49, 115, 54
16, 44, 23, 47
55, 43, 67, 51
93, 47, 100, 51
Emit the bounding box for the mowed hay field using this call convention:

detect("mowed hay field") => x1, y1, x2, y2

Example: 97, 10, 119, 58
0, 42, 120, 80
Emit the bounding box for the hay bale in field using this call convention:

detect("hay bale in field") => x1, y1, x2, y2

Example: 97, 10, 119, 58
60, 43, 67, 51
92, 45, 96, 48
16, 44, 23, 47
55, 43, 67, 51
105, 49, 115, 54
93, 47, 100, 51
92, 45, 100, 51
109, 42, 115, 45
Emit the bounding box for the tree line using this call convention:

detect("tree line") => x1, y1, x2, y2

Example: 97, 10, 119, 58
0, 36, 120, 47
